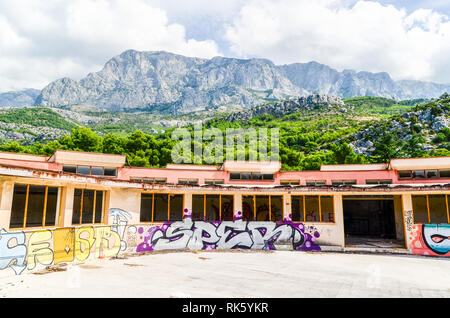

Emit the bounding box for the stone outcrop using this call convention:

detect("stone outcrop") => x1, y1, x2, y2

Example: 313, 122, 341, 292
226, 94, 345, 122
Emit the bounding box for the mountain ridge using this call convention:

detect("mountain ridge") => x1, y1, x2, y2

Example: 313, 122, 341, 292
0, 89, 41, 107
2, 50, 450, 113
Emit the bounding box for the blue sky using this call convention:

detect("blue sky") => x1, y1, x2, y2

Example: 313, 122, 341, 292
1, 0, 450, 91
378, 0, 450, 15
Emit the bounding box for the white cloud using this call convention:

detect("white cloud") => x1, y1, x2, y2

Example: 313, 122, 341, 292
2, 0, 450, 92
225, 0, 450, 83
0, 0, 221, 92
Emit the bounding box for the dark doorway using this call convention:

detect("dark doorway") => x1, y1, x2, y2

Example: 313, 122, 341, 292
343, 198, 397, 240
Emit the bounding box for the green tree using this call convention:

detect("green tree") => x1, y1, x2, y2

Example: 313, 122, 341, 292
430, 148, 450, 157
330, 142, 366, 164
371, 125, 403, 163
404, 136, 427, 158
0, 141, 31, 154
60, 127, 103, 152
102, 133, 126, 155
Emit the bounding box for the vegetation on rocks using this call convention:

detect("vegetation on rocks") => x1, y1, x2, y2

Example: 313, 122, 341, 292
0, 94, 448, 170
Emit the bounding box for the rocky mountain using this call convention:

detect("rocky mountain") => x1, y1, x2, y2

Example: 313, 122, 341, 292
0, 89, 41, 107
1, 49, 449, 114
226, 94, 345, 122
35, 50, 305, 114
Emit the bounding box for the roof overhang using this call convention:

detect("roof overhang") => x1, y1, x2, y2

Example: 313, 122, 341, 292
390, 157, 450, 170
0, 152, 49, 162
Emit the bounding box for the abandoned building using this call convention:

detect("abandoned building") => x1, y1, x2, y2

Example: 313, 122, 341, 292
0, 150, 449, 276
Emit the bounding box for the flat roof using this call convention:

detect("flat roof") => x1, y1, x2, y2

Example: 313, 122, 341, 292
390, 157, 450, 170
48, 150, 126, 167
0, 152, 49, 162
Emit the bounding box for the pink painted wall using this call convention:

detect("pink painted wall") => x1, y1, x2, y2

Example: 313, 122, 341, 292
118, 166, 229, 184
2, 154, 450, 185
278, 170, 395, 185
120, 168, 450, 185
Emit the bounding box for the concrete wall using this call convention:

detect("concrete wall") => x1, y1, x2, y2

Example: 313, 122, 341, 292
0, 177, 449, 278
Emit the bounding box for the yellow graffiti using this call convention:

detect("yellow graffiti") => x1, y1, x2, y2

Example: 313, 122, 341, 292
94, 227, 121, 258
27, 230, 54, 270
2, 223, 125, 275
75, 227, 95, 262
53, 228, 75, 264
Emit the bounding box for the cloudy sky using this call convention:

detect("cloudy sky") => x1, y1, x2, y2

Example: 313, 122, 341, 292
1, 0, 450, 92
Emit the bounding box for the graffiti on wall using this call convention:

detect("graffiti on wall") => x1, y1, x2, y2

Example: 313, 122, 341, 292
0, 208, 321, 276
404, 210, 414, 232
0, 226, 123, 275
0, 207, 132, 275
0, 229, 27, 275
109, 208, 137, 252
135, 211, 321, 252
410, 224, 450, 256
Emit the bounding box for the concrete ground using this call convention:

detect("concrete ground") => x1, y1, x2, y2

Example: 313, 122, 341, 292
1, 250, 450, 298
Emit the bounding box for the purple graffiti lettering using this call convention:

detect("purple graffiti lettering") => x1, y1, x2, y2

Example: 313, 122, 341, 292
133, 217, 321, 253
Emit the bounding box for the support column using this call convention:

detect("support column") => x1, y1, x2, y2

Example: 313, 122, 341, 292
61, 185, 75, 227
234, 193, 242, 219
283, 193, 291, 221
402, 194, 414, 251
104, 190, 111, 224
0, 181, 14, 230
393, 195, 405, 241
333, 194, 345, 247
184, 192, 192, 216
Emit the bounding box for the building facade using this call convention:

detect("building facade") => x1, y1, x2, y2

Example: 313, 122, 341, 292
0, 150, 449, 276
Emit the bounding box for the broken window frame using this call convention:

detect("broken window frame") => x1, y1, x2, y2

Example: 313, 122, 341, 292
204, 179, 225, 185
62, 165, 117, 177
280, 180, 300, 185
400, 170, 445, 180
412, 194, 450, 224
331, 180, 357, 186
178, 179, 199, 185
71, 188, 106, 225
365, 179, 393, 185
290, 195, 335, 223
191, 194, 234, 221
306, 180, 327, 186
242, 194, 284, 222
229, 172, 275, 181
9, 183, 62, 229
139, 193, 185, 223
131, 177, 167, 184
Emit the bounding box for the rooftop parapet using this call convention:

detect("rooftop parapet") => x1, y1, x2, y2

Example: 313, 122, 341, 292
47, 150, 126, 168
390, 157, 450, 170
222, 160, 281, 174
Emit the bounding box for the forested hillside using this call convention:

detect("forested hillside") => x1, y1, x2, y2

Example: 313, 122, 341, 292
0, 94, 448, 170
